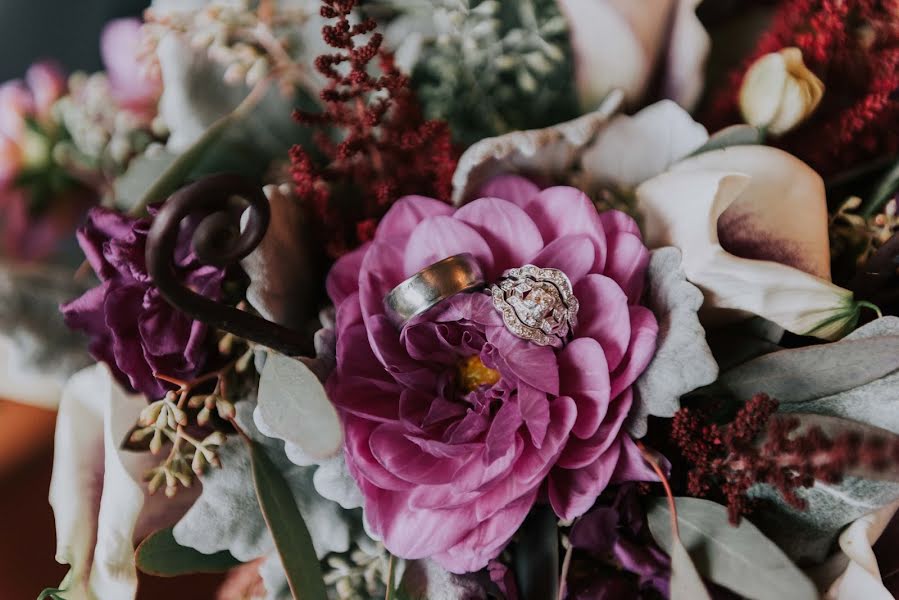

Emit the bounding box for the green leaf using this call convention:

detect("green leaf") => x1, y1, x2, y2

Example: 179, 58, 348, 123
669, 536, 712, 600
860, 157, 899, 218
249, 439, 328, 600
719, 317, 899, 404
646, 497, 818, 600
688, 125, 763, 157
135, 527, 242, 577
513, 505, 559, 600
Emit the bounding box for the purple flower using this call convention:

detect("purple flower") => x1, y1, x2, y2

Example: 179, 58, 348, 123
567, 485, 669, 599
61, 207, 223, 398
326, 176, 660, 573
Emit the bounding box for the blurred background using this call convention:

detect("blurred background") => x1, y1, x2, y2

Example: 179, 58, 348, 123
0, 1, 222, 598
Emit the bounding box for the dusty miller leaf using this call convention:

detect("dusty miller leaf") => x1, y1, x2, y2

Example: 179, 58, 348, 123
630, 248, 718, 437
400, 559, 488, 600
646, 497, 817, 600
719, 316, 899, 404
172, 402, 354, 563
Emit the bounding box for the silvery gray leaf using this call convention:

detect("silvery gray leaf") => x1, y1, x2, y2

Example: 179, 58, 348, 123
0, 262, 92, 393
253, 351, 343, 466
173, 402, 354, 562
748, 477, 899, 564
719, 316, 899, 404
706, 317, 783, 372
260, 553, 291, 600
401, 559, 488, 600
646, 497, 817, 600
111, 148, 177, 211
630, 248, 718, 437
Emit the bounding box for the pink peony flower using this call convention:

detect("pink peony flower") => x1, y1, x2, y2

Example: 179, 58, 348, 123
326, 176, 660, 573
101, 18, 161, 117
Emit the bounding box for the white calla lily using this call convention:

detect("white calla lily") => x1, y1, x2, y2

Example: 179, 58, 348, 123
50, 364, 196, 600
637, 146, 864, 340
825, 501, 899, 600
558, 0, 709, 110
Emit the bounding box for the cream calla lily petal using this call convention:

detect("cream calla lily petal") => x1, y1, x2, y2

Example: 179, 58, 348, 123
50, 364, 195, 600
637, 167, 855, 340
826, 501, 899, 600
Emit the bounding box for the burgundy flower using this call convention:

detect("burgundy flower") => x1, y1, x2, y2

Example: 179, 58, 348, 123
61, 207, 223, 398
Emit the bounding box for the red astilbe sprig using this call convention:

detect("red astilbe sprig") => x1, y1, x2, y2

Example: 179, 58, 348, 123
289, 0, 457, 258
671, 394, 899, 524
703, 0, 899, 176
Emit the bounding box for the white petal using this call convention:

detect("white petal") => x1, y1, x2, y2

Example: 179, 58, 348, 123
826, 501, 899, 600
671, 145, 831, 280
739, 52, 788, 129
0, 333, 62, 408
663, 0, 711, 110
451, 91, 623, 204
581, 100, 708, 189
557, 0, 672, 108
637, 168, 854, 340
254, 352, 343, 464
50, 365, 163, 599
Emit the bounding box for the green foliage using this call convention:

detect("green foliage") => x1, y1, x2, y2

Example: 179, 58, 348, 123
135, 527, 242, 577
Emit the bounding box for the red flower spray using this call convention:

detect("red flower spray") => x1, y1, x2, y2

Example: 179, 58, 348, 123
704, 0, 899, 176
289, 0, 457, 258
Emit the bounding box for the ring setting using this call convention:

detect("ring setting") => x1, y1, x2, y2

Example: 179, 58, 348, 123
489, 265, 578, 348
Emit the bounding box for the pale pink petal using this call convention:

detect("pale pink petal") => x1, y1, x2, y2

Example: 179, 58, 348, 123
574, 274, 631, 371
454, 197, 544, 276
403, 215, 495, 278
610, 305, 659, 398
25, 61, 65, 119
559, 337, 611, 439
476, 174, 541, 208
101, 19, 160, 114
376, 195, 454, 245
525, 186, 607, 271
530, 235, 595, 285
604, 231, 651, 303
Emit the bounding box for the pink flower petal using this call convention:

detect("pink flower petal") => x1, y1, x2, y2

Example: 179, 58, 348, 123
610, 435, 660, 483
476, 174, 541, 208
454, 197, 544, 276
376, 195, 454, 245
549, 437, 623, 520
604, 230, 651, 303
403, 215, 495, 278
556, 389, 632, 469
326, 242, 369, 306
101, 19, 160, 114
610, 305, 658, 398
574, 274, 631, 371
525, 186, 608, 271
530, 234, 596, 285
517, 384, 550, 448
559, 337, 611, 439
370, 422, 465, 485
25, 61, 65, 119
599, 209, 642, 238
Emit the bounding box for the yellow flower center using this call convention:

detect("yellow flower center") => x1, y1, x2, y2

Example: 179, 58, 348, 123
457, 355, 501, 393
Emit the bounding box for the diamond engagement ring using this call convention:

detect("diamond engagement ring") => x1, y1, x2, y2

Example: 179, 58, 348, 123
490, 265, 579, 348
384, 253, 486, 328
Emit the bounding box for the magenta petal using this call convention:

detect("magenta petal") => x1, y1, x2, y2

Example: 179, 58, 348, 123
557, 389, 632, 469
517, 384, 550, 448
344, 417, 416, 491
485, 401, 524, 463
610, 435, 660, 484
370, 423, 463, 485
326, 243, 369, 306
530, 235, 596, 285
403, 215, 495, 277
454, 197, 544, 276
599, 209, 642, 238
610, 306, 659, 398
375, 496, 473, 560
433, 490, 537, 574
476, 175, 541, 208
574, 274, 631, 371
524, 186, 607, 271
376, 195, 454, 244
488, 326, 559, 395
605, 231, 651, 303
549, 437, 623, 520
559, 337, 611, 439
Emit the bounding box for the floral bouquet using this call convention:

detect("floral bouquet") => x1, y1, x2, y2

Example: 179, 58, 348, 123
9, 0, 899, 599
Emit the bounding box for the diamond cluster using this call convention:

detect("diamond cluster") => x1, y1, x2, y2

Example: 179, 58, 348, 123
490, 265, 579, 348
